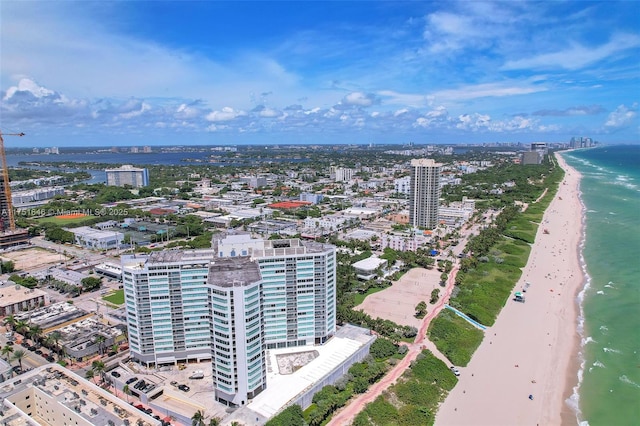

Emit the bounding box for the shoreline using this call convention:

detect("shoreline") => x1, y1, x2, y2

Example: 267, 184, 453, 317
435, 152, 585, 426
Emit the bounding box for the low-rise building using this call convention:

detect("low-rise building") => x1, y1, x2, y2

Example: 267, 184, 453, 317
0, 282, 48, 316
352, 256, 387, 281
0, 364, 161, 426
71, 226, 124, 250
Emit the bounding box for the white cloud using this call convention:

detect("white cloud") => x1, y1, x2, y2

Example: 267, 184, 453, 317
378, 90, 426, 107
341, 92, 378, 107
604, 104, 638, 128
206, 107, 246, 122
432, 82, 546, 102
502, 33, 640, 71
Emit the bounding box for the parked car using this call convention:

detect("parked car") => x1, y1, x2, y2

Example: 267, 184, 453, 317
450, 366, 460, 376
111, 371, 121, 378
46, 356, 55, 362
126, 377, 138, 385
177, 384, 190, 392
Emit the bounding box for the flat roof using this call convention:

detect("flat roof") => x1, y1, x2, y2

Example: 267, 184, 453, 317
0, 364, 160, 426
247, 324, 374, 418
0, 282, 47, 308
208, 257, 261, 287
352, 256, 387, 271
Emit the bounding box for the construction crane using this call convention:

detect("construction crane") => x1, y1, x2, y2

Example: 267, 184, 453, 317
0, 130, 25, 231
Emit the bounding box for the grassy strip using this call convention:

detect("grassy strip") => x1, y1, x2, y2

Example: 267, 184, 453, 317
455, 165, 564, 326
353, 287, 385, 306
427, 310, 484, 366
352, 350, 457, 426
37, 215, 97, 225
102, 289, 125, 305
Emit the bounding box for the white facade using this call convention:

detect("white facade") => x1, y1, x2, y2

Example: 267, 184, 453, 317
208, 257, 266, 407
105, 164, 149, 188
216, 235, 337, 348
122, 250, 215, 366
380, 233, 429, 252
72, 226, 124, 250
303, 215, 348, 232
394, 176, 411, 195
333, 167, 355, 182
409, 158, 442, 229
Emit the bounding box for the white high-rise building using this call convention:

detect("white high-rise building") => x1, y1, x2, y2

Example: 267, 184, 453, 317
106, 164, 149, 188
207, 257, 266, 407
122, 250, 215, 366
409, 158, 442, 229
122, 237, 336, 360
215, 235, 337, 348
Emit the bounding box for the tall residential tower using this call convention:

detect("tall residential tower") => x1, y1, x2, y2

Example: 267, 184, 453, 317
409, 158, 442, 229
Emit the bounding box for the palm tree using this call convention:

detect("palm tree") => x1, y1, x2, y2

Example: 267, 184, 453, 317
208, 418, 221, 426
85, 369, 96, 384
49, 331, 62, 356
29, 324, 43, 344
11, 349, 26, 370
15, 320, 29, 337
95, 334, 106, 355
91, 360, 106, 384
4, 314, 16, 331
1, 344, 14, 360
123, 384, 131, 403
191, 410, 205, 426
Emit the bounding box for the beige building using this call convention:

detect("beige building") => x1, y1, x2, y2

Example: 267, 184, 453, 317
0, 282, 47, 316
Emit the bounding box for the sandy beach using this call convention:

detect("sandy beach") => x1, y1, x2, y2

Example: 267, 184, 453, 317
436, 152, 583, 426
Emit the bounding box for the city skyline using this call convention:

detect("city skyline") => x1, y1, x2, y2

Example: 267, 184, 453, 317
1, 1, 639, 147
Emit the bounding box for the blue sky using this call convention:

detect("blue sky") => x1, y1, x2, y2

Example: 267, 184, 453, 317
1, 1, 639, 147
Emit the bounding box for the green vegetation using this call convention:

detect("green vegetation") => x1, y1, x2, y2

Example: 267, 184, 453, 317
1, 260, 15, 273
414, 301, 427, 319
427, 310, 484, 366
353, 286, 385, 306
38, 215, 97, 226
9, 274, 39, 289
81, 276, 102, 292
266, 405, 305, 426
353, 351, 458, 426
102, 289, 125, 305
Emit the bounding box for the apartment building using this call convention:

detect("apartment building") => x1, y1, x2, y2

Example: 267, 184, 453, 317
409, 158, 442, 229
207, 257, 266, 407
215, 235, 337, 348
122, 250, 215, 366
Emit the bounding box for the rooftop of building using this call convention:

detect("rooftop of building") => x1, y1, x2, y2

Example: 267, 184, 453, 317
0, 364, 160, 426
104, 164, 147, 171
14, 302, 88, 331
70, 226, 123, 238
352, 255, 387, 271
207, 257, 261, 287
0, 282, 47, 307
410, 158, 443, 167
247, 324, 375, 419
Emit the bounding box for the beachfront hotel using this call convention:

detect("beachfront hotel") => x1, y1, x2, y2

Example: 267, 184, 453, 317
409, 158, 442, 229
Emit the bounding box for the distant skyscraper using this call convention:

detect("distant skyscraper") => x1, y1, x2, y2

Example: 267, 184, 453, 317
105, 165, 149, 188
409, 158, 442, 229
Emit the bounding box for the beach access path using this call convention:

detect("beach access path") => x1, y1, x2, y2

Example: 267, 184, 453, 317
327, 264, 460, 426
435, 152, 583, 426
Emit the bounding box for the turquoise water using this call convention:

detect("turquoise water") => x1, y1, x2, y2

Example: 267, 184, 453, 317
562, 145, 640, 425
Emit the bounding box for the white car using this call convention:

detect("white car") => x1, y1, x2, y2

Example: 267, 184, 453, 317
450, 366, 460, 376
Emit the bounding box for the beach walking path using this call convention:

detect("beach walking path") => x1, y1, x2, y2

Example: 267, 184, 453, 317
435, 152, 583, 426
328, 264, 460, 426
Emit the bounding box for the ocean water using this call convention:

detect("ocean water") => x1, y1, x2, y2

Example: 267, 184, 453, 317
562, 145, 640, 425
